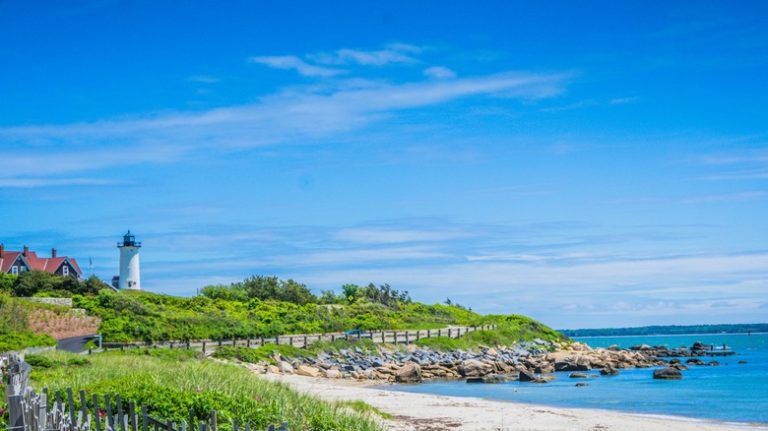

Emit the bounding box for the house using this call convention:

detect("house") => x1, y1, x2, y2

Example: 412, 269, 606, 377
0, 244, 82, 279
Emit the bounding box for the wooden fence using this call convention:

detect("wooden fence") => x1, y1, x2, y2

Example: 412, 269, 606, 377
1, 355, 288, 431
100, 324, 497, 354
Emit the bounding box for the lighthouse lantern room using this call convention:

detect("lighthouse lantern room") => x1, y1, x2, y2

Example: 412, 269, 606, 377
117, 230, 141, 290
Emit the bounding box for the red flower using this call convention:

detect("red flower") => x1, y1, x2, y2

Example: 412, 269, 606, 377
98, 409, 106, 418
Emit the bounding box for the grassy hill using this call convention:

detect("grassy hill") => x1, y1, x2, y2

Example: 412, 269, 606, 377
3, 272, 564, 348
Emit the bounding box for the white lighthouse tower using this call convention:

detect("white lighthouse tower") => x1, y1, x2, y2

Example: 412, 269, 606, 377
117, 230, 141, 290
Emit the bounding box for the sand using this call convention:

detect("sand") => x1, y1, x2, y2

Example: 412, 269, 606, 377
261, 374, 768, 431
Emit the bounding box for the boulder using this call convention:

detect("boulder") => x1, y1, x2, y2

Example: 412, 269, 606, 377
670, 363, 688, 371
707, 361, 720, 367
686, 358, 705, 365
324, 369, 342, 379
519, 371, 537, 382
466, 374, 509, 384
575, 382, 590, 387
394, 363, 422, 383
267, 364, 280, 374
569, 372, 589, 379
458, 359, 494, 377
278, 361, 294, 374
738, 360, 748, 365
600, 366, 619, 376
296, 365, 322, 378
653, 367, 683, 380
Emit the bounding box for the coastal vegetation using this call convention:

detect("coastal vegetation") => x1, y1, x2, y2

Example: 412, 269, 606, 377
2, 272, 564, 351
27, 350, 383, 431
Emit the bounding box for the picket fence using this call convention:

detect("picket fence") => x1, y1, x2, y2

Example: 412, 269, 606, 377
100, 324, 497, 354
1, 355, 288, 431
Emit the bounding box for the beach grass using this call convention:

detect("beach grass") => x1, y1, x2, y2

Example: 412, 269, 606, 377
29, 350, 383, 431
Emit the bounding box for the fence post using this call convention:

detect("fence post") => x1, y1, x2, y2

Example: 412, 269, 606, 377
7, 395, 24, 431
416, 330, 421, 341
247, 339, 251, 348
394, 332, 398, 344
405, 331, 410, 344
448, 328, 452, 338
210, 410, 217, 431
303, 336, 308, 348
289, 336, 293, 347
202, 341, 206, 354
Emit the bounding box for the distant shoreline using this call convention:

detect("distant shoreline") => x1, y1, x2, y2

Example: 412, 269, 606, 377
572, 332, 768, 339
560, 323, 768, 338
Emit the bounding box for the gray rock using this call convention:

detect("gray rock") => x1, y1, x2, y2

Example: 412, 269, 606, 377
653, 367, 683, 380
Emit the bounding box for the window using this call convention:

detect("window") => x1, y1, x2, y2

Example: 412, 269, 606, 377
11, 266, 18, 275
62, 265, 69, 276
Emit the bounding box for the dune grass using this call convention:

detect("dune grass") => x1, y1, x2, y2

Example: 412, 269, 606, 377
30, 351, 383, 431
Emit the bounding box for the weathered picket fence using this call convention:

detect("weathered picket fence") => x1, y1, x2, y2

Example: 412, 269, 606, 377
1, 355, 288, 431
101, 324, 498, 354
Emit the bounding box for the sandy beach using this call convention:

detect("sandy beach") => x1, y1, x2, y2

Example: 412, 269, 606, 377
261, 373, 768, 431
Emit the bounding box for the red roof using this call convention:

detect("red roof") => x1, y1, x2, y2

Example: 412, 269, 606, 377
0, 249, 82, 276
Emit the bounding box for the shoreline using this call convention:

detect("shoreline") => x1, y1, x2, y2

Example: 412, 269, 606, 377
260, 373, 768, 431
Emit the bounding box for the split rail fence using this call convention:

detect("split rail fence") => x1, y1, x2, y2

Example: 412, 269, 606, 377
100, 324, 497, 354
1, 355, 287, 431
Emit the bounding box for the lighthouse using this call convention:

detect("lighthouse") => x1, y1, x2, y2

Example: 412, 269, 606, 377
117, 230, 142, 290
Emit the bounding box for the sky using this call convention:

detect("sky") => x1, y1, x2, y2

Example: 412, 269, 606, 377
1, 1, 767, 328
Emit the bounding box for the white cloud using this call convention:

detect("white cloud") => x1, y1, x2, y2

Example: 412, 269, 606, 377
0, 177, 122, 188
249, 55, 346, 77
335, 227, 472, 244
310, 43, 421, 66
0, 72, 568, 179
423, 66, 456, 79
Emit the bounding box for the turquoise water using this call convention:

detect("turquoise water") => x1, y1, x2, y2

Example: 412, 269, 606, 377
388, 333, 768, 424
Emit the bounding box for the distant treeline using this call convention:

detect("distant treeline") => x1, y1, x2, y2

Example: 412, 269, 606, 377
560, 323, 768, 337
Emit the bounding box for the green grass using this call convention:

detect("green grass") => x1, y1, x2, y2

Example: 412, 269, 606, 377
30, 351, 382, 431
416, 316, 566, 351
213, 344, 306, 364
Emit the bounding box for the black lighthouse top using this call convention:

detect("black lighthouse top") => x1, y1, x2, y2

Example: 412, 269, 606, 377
118, 230, 142, 248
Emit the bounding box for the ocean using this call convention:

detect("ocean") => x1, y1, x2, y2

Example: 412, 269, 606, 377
387, 333, 768, 424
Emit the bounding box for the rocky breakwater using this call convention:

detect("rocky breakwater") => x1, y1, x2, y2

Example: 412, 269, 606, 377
244, 340, 669, 385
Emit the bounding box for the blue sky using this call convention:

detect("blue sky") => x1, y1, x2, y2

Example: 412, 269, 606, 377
1, 1, 767, 328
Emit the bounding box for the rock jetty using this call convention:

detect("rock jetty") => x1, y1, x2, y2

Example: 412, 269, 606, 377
236, 339, 733, 384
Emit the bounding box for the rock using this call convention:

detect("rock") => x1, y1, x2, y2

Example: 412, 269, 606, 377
686, 358, 705, 365
535, 363, 554, 374
707, 361, 720, 366
670, 363, 688, 371
519, 371, 537, 382
394, 363, 422, 383
653, 367, 683, 380
486, 347, 498, 356
324, 369, 342, 379
267, 364, 280, 374
296, 365, 322, 377
533, 374, 555, 383
278, 361, 294, 374
575, 382, 590, 387
569, 372, 589, 378
466, 374, 509, 384
669, 358, 681, 365
607, 344, 621, 351
458, 359, 494, 377
600, 366, 619, 376
738, 360, 748, 365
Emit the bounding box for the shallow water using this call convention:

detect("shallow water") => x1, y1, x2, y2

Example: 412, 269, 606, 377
386, 333, 768, 424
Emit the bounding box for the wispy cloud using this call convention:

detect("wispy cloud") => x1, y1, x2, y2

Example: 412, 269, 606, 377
0, 71, 568, 180
0, 177, 123, 189
310, 43, 421, 66
249, 55, 346, 77
187, 75, 220, 83
423, 66, 456, 79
